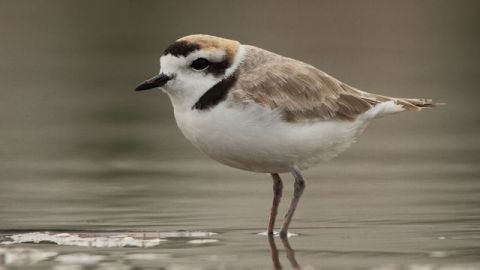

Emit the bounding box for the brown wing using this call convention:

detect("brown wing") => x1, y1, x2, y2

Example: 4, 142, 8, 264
230, 46, 378, 122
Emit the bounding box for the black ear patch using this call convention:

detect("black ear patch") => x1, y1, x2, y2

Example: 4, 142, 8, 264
163, 41, 200, 57
192, 72, 238, 111
207, 59, 230, 77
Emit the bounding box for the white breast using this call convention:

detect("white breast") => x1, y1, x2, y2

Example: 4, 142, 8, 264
172, 102, 375, 173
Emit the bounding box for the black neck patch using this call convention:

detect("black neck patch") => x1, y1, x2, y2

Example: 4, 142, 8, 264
163, 41, 200, 57
192, 72, 238, 111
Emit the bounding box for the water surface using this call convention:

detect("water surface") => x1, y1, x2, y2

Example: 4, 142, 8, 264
0, 1, 479, 269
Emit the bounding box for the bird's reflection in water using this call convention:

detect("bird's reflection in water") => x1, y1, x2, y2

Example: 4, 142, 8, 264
268, 234, 301, 270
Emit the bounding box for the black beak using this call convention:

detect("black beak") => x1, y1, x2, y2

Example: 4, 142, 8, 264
135, 73, 172, 91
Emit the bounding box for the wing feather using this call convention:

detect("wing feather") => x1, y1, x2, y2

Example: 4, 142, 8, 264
231, 46, 376, 122
230, 45, 440, 122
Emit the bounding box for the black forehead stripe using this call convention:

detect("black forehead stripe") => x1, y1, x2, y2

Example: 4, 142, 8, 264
163, 41, 200, 57
192, 72, 238, 111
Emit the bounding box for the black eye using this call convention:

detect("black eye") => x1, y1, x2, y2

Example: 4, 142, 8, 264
191, 58, 210, 70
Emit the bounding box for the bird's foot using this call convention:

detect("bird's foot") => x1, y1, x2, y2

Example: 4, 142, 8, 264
258, 230, 298, 237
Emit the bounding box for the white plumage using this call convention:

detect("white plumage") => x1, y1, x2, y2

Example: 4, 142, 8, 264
174, 94, 404, 173
135, 34, 440, 236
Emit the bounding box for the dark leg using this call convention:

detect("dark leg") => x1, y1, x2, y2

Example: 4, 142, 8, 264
280, 234, 300, 270
268, 173, 283, 234
280, 167, 306, 237
267, 234, 282, 270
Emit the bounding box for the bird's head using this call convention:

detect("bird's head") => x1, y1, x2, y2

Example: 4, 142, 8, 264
135, 34, 242, 109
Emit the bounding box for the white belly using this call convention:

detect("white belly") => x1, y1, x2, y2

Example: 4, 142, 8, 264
173, 103, 372, 173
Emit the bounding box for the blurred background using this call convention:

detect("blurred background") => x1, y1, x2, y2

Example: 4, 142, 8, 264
0, 0, 479, 269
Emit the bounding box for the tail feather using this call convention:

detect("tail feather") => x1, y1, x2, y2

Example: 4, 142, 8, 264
362, 92, 445, 111
393, 97, 445, 111
359, 93, 444, 119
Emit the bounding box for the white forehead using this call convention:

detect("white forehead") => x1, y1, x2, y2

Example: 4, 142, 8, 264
159, 49, 226, 75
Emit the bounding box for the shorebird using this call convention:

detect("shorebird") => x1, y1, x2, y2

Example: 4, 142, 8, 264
135, 34, 440, 237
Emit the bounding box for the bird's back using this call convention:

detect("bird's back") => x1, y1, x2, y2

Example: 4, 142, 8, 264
171, 43, 441, 173
230, 45, 439, 123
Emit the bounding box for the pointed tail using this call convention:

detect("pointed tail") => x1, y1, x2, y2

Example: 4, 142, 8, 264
393, 97, 445, 111
361, 94, 445, 119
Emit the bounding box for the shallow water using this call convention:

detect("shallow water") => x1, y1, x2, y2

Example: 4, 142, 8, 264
1, 145, 479, 269
1, 1, 480, 269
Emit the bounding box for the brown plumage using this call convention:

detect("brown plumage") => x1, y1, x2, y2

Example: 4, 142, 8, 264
178, 34, 239, 66
136, 34, 443, 237
230, 45, 440, 122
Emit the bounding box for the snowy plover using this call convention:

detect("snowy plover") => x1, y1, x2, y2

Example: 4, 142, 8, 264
135, 34, 441, 236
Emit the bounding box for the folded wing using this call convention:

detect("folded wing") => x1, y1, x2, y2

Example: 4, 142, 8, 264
231, 46, 438, 122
